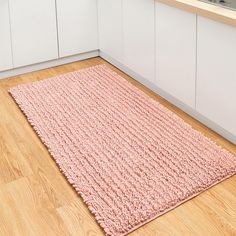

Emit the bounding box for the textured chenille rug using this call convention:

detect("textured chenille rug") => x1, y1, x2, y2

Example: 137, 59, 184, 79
9, 64, 236, 236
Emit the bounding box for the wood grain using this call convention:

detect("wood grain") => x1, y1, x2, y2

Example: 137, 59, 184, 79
0, 57, 235, 236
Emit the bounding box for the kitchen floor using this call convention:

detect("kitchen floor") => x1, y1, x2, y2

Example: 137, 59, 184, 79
0, 57, 235, 236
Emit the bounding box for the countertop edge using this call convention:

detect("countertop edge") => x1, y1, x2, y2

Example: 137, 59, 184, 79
157, 0, 236, 27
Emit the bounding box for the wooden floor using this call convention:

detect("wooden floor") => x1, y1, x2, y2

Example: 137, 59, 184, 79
0, 57, 235, 236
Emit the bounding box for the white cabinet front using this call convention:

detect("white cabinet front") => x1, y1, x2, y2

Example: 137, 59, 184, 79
196, 16, 236, 136
98, 0, 123, 63
9, 0, 58, 68
0, 0, 13, 72
57, 0, 98, 58
155, 2, 196, 108
123, 0, 155, 83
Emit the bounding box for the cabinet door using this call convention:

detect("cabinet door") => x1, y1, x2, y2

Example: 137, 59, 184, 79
98, 0, 123, 63
0, 0, 13, 72
197, 16, 236, 136
9, 0, 58, 67
123, 0, 155, 82
155, 2, 196, 108
57, 0, 98, 58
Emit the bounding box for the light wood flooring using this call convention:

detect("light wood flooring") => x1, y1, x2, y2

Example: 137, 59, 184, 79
0, 57, 235, 236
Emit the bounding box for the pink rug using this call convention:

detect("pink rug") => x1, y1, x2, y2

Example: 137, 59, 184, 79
9, 64, 236, 236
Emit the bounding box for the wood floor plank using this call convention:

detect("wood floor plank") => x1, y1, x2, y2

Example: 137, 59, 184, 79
0, 177, 70, 236
56, 201, 103, 236
0, 57, 235, 235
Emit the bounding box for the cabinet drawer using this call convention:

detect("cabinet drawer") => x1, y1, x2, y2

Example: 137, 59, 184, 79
9, 0, 58, 67
196, 16, 236, 136
0, 0, 13, 72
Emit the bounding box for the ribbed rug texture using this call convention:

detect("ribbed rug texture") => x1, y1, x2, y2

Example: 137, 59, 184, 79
9, 64, 236, 236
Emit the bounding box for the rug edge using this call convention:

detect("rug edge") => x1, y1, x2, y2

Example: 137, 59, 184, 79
8, 89, 116, 236
8, 65, 236, 236
124, 172, 236, 236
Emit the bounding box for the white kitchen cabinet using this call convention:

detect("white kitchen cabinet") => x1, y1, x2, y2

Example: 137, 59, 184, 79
57, 0, 98, 58
0, 0, 13, 72
155, 2, 196, 108
123, 0, 155, 82
98, 0, 123, 63
197, 16, 236, 136
9, 0, 58, 68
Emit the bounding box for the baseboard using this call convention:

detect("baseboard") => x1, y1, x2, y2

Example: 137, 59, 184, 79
0, 50, 99, 80
99, 51, 236, 145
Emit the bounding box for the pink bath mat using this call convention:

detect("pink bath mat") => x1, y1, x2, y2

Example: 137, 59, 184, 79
9, 64, 236, 236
